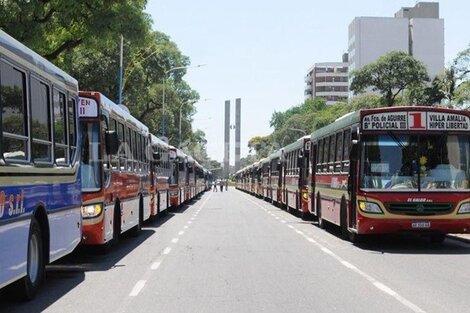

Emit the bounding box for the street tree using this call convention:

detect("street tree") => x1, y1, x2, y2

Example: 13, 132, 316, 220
350, 51, 429, 106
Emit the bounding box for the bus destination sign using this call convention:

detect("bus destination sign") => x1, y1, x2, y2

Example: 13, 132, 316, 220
362, 111, 470, 131
78, 97, 98, 117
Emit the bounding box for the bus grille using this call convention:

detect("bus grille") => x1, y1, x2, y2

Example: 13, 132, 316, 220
386, 203, 453, 216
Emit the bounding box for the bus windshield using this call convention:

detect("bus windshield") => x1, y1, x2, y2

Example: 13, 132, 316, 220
360, 134, 470, 191
80, 121, 102, 192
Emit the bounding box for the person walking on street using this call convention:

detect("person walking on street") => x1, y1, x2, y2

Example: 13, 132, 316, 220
219, 180, 224, 192
212, 181, 217, 192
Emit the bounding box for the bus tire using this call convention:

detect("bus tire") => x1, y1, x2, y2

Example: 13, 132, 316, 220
340, 197, 349, 240
130, 198, 143, 237
112, 202, 121, 244
317, 194, 325, 229
6, 217, 44, 300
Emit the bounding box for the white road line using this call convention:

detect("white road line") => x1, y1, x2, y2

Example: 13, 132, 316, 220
129, 280, 146, 297
178, 231, 185, 235
188, 221, 193, 224
184, 225, 189, 229
171, 238, 179, 244
281, 220, 286, 223
240, 192, 425, 313
295, 230, 304, 235
151, 261, 161, 270
163, 247, 172, 255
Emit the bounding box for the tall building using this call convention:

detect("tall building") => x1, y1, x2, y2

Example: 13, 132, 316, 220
348, 2, 444, 98
304, 53, 349, 105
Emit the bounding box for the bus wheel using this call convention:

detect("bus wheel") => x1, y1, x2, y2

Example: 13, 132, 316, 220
130, 199, 143, 237
317, 196, 325, 229
112, 203, 121, 244
348, 231, 362, 244
340, 199, 349, 240
6, 217, 44, 300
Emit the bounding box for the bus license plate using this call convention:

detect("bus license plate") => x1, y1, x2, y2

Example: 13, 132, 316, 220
412, 221, 431, 229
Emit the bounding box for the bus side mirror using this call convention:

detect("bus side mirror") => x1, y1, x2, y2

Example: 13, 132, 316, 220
276, 162, 281, 171
152, 152, 161, 163
105, 130, 119, 155
349, 139, 359, 161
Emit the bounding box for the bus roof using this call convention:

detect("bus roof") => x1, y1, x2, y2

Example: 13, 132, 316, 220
311, 110, 360, 140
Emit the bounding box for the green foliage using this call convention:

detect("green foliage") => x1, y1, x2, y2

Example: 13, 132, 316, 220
1, 1, 204, 157
350, 51, 429, 106
247, 135, 273, 158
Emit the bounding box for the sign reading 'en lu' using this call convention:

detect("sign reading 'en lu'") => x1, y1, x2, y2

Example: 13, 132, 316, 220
78, 97, 98, 118
362, 111, 470, 131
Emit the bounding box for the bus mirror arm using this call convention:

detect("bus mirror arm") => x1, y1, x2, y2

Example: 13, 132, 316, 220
152, 152, 161, 163
105, 130, 119, 155
349, 140, 359, 161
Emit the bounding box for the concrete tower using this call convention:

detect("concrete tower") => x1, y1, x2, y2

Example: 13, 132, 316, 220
224, 100, 230, 177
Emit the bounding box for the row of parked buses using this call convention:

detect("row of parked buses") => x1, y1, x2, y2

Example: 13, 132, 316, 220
235, 106, 470, 243
0, 30, 212, 299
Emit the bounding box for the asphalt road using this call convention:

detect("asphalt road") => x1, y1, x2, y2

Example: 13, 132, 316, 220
2, 187, 470, 313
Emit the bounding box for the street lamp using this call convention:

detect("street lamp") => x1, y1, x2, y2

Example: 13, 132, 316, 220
161, 64, 205, 141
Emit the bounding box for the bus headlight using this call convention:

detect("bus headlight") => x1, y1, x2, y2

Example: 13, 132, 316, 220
457, 202, 470, 214
81, 203, 103, 218
358, 201, 383, 214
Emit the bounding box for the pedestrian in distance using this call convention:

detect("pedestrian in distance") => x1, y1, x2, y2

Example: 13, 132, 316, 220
212, 181, 217, 192
225, 179, 228, 191
219, 180, 223, 192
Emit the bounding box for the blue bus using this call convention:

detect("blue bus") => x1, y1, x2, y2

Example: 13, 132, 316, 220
0, 30, 81, 299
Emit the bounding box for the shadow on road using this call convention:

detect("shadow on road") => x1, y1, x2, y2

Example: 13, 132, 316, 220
314, 220, 470, 255
0, 210, 178, 311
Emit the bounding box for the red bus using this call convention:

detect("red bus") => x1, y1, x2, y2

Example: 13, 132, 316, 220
168, 146, 186, 207
310, 107, 470, 242
150, 134, 171, 216
281, 136, 311, 219
78, 91, 153, 247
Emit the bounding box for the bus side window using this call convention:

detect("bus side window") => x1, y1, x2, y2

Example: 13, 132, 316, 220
1, 61, 28, 162
101, 117, 111, 184
328, 134, 335, 172
343, 129, 351, 172
118, 122, 125, 171
53, 89, 68, 165
30, 76, 52, 163
126, 126, 132, 172
317, 139, 323, 173
335, 131, 343, 172
323, 138, 329, 172
108, 118, 118, 171
68, 97, 77, 162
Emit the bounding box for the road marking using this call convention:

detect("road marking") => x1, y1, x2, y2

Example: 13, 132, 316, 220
240, 192, 425, 313
281, 220, 286, 223
129, 280, 146, 296
171, 238, 179, 244
163, 247, 172, 255
151, 261, 161, 270
184, 225, 189, 229
295, 230, 304, 235
188, 221, 193, 224
178, 231, 185, 235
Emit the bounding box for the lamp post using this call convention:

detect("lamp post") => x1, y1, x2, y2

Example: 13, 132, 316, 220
161, 64, 205, 141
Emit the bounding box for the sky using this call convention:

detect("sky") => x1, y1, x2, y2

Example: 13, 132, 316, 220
145, 0, 470, 164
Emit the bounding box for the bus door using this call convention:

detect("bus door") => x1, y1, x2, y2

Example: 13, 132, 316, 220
311, 142, 318, 216
348, 126, 359, 229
